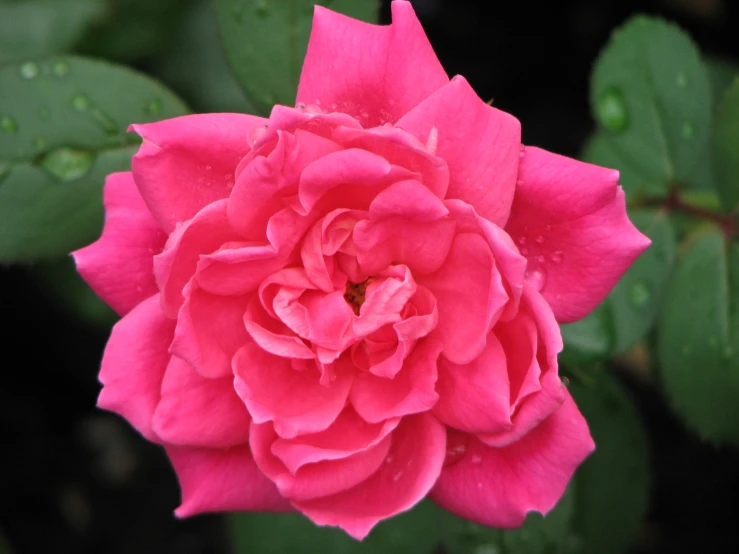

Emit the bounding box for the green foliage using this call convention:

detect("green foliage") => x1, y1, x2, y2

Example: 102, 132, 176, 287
569, 376, 650, 554
658, 231, 739, 445
714, 78, 739, 212
215, 0, 378, 114
0, 0, 105, 63
0, 55, 188, 261
589, 16, 712, 196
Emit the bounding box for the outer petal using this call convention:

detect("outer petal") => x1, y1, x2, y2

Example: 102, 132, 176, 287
170, 285, 250, 379
97, 295, 174, 442
167, 444, 291, 517
297, 1, 448, 127
292, 412, 447, 540
505, 147, 650, 322
73, 172, 166, 315
152, 356, 251, 448
131, 113, 266, 232
418, 233, 507, 365
397, 76, 521, 226
431, 392, 594, 527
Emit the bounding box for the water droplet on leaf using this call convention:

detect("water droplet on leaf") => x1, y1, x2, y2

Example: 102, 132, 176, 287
146, 99, 163, 115
38, 148, 94, 181
52, 61, 69, 77
20, 62, 39, 79
37, 106, 50, 120
255, 0, 271, 17
596, 86, 628, 131
71, 94, 90, 111
33, 136, 46, 149
91, 109, 118, 135
675, 73, 687, 88
681, 122, 695, 139
561, 376, 570, 387
0, 115, 18, 133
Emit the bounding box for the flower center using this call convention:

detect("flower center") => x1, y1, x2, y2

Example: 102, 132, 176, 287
344, 279, 371, 315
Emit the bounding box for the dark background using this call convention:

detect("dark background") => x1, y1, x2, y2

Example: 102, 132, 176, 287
2, 0, 739, 552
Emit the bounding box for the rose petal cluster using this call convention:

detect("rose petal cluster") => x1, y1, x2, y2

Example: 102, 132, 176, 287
74, 1, 650, 539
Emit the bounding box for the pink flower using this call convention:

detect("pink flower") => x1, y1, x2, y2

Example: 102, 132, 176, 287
73, 0, 649, 539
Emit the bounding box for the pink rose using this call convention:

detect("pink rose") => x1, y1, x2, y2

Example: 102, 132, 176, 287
73, 0, 649, 539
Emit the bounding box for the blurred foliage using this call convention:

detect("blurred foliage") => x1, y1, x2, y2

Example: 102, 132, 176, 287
1, 1, 738, 553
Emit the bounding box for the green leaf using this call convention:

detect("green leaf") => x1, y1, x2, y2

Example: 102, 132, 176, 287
714, 78, 739, 211
569, 375, 650, 554
560, 302, 614, 366
153, 0, 256, 114
0, 55, 189, 262
658, 231, 739, 445
706, 56, 739, 111
215, 0, 378, 115
590, 16, 711, 195
231, 500, 444, 554
0, 0, 105, 63
441, 485, 576, 554
607, 209, 677, 353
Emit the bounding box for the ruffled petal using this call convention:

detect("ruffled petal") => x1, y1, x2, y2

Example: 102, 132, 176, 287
97, 295, 174, 442
131, 113, 266, 232
73, 172, 166, 315
152, 356, 250, 448
167, 444, 291, 517
431, 392, 594, 528
505, 147, 650, 322
293, 412, 446, 540
397, 76, 521, 226
297, 1, 448, 127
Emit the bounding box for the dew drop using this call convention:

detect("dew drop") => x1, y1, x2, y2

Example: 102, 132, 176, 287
71, 94, 90, 111
724, 346, 734, 359
708, 336, 719, 348
681, 344, 691, 356
534, 235, 544, 244
519, 144, 526, 158
535, 255, 545, 263
517, 236, 526, 246
561, 376, 570, 387
146, 98, 163, 115
38, 148, 94, 181
629, 281, 651, 308
476, 482, 483, 489
52, 60, 70, 77
596, 86, 628, 132
516, 179, 523, 186
393, 471, 403, 482
525, 268, 546, 292
681, 122, 695, 139
20, 62, 39, 79
471, 455, 482, 465
33, 136, 46, 149
255, 0, 271, 17
0, 115, 18, 133
384, 455, 395, 464
675, 73, 687, 88
92, 109, 119, 135
520, 247, 529, 256
247, 124, 268, 146
550, 250, 563, 264
37, 106, 50, 120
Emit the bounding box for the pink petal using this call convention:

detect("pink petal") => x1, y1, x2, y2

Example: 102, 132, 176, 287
250, 421, 393, 502
228, 129, 341, 237
350, 339, 441, 423
297, 1, 448, 127
73, 172, 167, 315
293, 412, 447, 540
433, 334, 512, 434
505, 147, 651, 322
97, 295, 174, 442
153, 200, 238, 317
170, 284, 249, 379
167, 444, 291, 517
152, 356, 250, 448
131, 113, 266, 232
368, 179, 449, 221
244, 297, 315, 360
418, 233, 507, 365
233, 340, 353, 439
431, 391, 594, 528
397, 76, 521, 226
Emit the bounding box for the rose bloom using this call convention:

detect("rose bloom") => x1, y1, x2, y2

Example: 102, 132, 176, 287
74, 0, 649, 539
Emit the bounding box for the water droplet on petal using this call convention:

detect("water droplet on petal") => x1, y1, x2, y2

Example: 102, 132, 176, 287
629, 281, 651, 308
519, 145, 526, 158
681, 122, 695, 139
248, 124, 268, 146
38, 148, 94, 181
393, 471, 403, 482
535, 235, 544, 244
596, 86, 628, 131
550, 250, 563, 264
520, 247, 529, 256
536, 255, 545, 263
517, 236, 526, 246
20, 62, 39, 79
52, 61, 69, 77
525, 268, 546, 291
471, 455, 482, 465
1, 115, 18, 133
675, 73, 687, 88
385, 455, 395, 464
71, 94, 90, 111
516, 179, 523, 186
